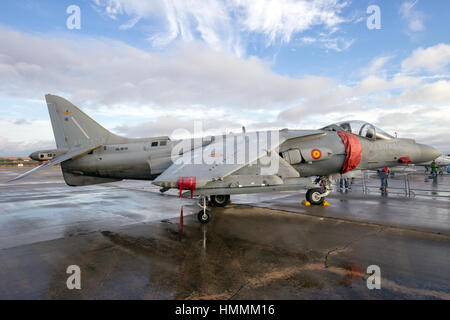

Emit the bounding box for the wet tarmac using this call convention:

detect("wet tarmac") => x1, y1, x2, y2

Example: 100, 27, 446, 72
0, 167, 449, 299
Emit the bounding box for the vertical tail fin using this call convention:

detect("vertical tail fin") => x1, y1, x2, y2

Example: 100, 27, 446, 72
45, 94, 127, 149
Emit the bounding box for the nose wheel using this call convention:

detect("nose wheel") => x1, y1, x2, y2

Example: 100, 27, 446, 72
306, 188, 325, 205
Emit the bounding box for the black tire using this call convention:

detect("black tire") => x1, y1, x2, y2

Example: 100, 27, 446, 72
210, 195, 230, 207
306, 188, 325, 205
197, 209, 211, 224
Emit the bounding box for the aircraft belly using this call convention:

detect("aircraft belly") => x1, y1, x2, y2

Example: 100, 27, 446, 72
295, 155, 346, 176
194, 178, 317, 196
63, 152, 153, 180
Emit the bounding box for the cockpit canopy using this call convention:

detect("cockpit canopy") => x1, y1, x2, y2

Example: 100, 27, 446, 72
321, 120, 394, 140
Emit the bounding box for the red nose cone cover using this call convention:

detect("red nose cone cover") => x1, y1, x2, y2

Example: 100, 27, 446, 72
398, 156, 411, 163
337, 131, 362, 174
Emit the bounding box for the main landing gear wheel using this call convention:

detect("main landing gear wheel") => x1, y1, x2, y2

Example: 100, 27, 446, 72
210, 195, 230, 207
197, 209, 211, 224
306, 188, 325, 205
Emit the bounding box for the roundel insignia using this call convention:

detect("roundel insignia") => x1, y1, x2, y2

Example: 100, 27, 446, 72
311, 149, 322, 160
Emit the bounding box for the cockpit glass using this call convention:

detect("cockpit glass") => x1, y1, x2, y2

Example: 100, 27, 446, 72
322, 120, 394, 140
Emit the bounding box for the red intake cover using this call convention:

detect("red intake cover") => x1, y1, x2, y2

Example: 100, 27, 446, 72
337, 131, 362, 174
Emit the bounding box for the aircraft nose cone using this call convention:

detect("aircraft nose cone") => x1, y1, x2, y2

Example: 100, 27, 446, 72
418, 144, 441, 162
29, 152, 39, 161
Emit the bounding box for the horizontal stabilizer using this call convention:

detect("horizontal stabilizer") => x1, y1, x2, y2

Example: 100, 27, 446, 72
8, 145, 101, 182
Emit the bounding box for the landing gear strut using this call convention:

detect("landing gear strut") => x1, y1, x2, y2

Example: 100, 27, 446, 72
306, 176, 332, 205
197, 195, 211, 224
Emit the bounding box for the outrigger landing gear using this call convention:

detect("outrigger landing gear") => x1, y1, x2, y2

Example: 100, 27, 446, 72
305, 176, 332, 205
197, 195, 211, 224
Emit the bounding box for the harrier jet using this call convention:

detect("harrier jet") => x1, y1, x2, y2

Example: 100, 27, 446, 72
11, 95, 441, 223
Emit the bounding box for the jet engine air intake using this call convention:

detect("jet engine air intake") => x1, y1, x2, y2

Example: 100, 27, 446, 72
337, 131, 362, 173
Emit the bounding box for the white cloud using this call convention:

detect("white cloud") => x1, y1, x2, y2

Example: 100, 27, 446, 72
0, 118, 55, 157
402, 43, 450, 73
0, 118, 53, 143
236, 0, 348, 44
0, 27, 333, 111
0, 136, 55, 157
399, 80, 450, 103
361, 56, 393, 76
299, 37, 317, 44
297, 32, 354, 52
94, 0, 241, 54
276, 75, 450, 152
0, 28, 449, 155
114, 116, 244, 139
93, 0, 351, 55
321, 37, 354, 52
399, 0, 425, 32
356, 75, 422, 94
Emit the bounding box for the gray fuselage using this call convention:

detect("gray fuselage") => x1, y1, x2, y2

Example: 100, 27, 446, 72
60, 130, 438, 183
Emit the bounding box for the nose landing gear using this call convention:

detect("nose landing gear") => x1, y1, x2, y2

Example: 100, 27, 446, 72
305, 176, 332, 205
306, 188, 325, 205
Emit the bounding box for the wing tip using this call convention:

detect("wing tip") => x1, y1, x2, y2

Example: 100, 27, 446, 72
7, 176, 21, 183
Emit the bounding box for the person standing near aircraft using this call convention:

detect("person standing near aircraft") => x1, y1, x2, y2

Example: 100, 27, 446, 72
430, 160, 438, 178
379, 167, 390, 192
339, 175, 350, 192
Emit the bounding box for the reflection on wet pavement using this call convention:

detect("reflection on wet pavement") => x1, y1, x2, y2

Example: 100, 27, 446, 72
0, 167, 449, 299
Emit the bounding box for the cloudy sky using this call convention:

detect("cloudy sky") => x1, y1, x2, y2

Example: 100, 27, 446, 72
0, 0, 449, 156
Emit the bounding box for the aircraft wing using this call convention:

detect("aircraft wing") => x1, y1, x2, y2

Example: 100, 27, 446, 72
8, 145, 102, 182
153, 130, 325, 189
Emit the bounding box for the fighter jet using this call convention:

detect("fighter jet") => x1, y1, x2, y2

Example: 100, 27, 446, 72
10, 95, 441, 223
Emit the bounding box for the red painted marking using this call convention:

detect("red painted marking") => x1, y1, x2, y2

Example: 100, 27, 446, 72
398, 156, 412, 163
